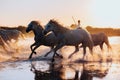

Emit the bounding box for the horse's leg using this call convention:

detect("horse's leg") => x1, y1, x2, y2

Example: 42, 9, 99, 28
2, 45, 8, 52
100, 43, 104, 51
30, 42, 37, 54
68, 45, 79, 58
83, 46, 86, 60
44, 46, 54, 57
29, 51, 36, 59
29, 43, 41, 59
14, 39, 18, 44
44, 46, 61, 57
20, 32, 25, 39
51, 43, 64, 62
6, 41, 12, 47
88, 44, 94, 61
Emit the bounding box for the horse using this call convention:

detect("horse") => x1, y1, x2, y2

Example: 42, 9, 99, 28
43, 19, 94, 62
91, 32, 112, 51
0, 29, 25, 44
26, 21, 63, 59
0, 29, 10, 44
0, 36, 8, 52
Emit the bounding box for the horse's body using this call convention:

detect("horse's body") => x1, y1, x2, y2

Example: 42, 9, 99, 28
26, 21, 61, 59
0, 36, 8, 52
91, 32, 111, 51
0, 29, 25, 44
44, 20, 93, 62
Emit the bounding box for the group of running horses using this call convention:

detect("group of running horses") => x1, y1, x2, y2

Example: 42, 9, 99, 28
26, 19, 112, 62
0, 19, 112, 62
0, 29, 25, 52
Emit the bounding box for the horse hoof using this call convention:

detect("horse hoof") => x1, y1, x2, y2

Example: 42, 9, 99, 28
59, 55, 63, 58
34, 52, 37, 55
29, 56, 32, 59
44, 54, 47, 57
52, 59, 55, 62
44, 55, 46, 57
68, 55, 72, 59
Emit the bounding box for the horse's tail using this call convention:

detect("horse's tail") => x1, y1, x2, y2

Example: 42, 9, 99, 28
104, 35, 112, 51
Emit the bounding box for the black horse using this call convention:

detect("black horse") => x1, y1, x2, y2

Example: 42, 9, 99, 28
26, 21, 62, 59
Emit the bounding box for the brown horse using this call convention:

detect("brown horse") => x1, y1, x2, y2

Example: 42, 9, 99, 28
80, 32, 112, 51
43, 20, 94, 62
26, 21, 62, 59
91, 32, 112, 51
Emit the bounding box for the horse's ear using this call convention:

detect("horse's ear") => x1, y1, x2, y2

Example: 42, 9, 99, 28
50, 19, 55, 22
50, 19, 53, 22
35, 21, 41, 28
37, 23, 40, 26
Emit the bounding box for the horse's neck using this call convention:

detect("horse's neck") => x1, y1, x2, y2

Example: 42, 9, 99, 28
33, 27, 43, 36
53, 26, 69, 36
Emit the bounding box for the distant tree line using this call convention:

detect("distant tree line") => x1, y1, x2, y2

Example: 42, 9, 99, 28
0, 25, 120, 37
86, 26, 120, 36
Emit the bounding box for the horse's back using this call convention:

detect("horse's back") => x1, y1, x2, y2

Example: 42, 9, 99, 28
65, 29, 91, 40
91, 32, 108, 45
63, 29, 92, 45
91, 32, 107, 41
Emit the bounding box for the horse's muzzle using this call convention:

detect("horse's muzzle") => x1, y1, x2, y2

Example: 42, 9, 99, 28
26, 28, 30, 33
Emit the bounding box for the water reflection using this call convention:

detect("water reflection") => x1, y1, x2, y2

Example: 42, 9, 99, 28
31, 62, 62, 80
31, 61, 111, 80
80, 63, 110, 80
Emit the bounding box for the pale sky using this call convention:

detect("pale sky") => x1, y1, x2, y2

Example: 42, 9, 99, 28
0, 0, 120, 28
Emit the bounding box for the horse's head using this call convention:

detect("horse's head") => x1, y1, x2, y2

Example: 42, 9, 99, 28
43, 20, 57, 35
26, 21, 43, 33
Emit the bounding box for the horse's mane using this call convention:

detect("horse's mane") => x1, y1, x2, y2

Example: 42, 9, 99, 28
49, 19, 69, 32
30, 21, 44, 30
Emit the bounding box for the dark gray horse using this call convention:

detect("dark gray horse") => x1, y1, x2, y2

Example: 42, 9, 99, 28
26, 21, 62, 59
0, 36, 8, 52
91, 32, 112, 51
43, 20, 94, 62
0, 29, 25, 44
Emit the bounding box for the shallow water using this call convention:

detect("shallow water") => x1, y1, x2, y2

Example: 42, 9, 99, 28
0, 37, 120, 80
0, 60, 120, 80
0, 61, 34, 80
109, 36, 120, 44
